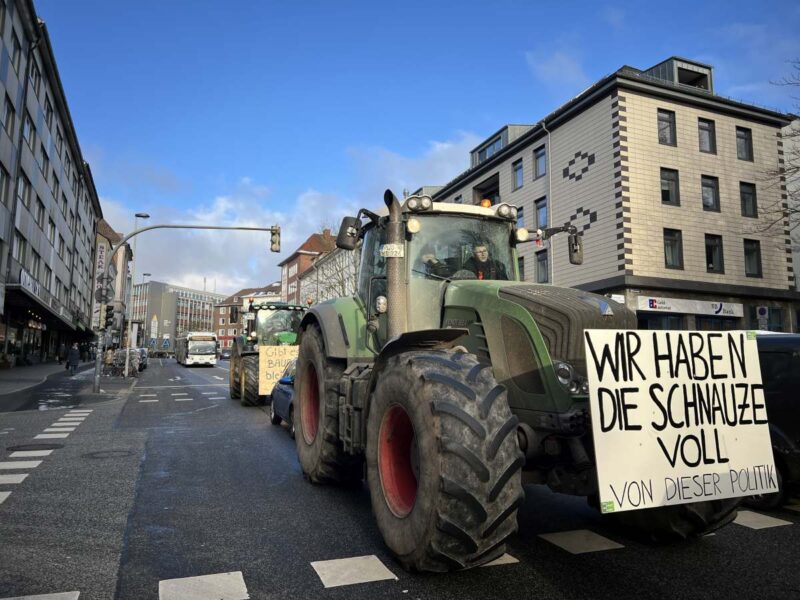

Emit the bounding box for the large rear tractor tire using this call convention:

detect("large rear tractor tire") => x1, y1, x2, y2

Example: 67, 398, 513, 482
240, 355, 260, 406
228, 353, 241, 400
366, 349, 525, 572
294, 325, 361, 483
610, 498, 740, 541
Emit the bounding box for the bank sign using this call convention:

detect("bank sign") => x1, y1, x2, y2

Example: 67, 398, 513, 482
637, 296, 743, 317
584, 330, 776, 513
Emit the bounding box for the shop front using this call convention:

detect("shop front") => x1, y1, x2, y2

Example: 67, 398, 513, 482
635, 295, 744, 331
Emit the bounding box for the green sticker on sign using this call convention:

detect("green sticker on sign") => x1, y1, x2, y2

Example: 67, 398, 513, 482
600, 501, 615, 514
746, 331, 757, 340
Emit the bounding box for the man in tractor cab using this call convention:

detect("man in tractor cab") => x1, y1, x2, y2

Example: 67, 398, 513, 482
463, 243, 509, 280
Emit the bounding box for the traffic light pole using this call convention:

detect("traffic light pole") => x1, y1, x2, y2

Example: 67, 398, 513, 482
91, 223, 281, 393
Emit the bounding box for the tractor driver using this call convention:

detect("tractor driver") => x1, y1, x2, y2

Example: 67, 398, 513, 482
416, 243, 453, 279
463, 243, 509, 280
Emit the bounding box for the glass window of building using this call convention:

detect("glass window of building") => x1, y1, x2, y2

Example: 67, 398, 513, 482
536, 250, 549, 283
58, 235, 64, 257
744, 239, 762, 277
2, 95, 14, 138
663, 228, 683, 269
516, 206, 525, 229
534, 146, 546, 178
535, 197, 547, 229
478, 137, 502, 163
42, 265, 52, 290
660, 168, 680, 205
705, 234, 724, 273
701, 175, 720, 211
29, 60, 41, 95
657, 109, 676, 145
16, 175, 31, 208
698, 118, 716, 153
0, 166, 9, 206
31, 250, 40, 279
11, 32, 21, 73
56, 128, 63, 155
512, 159, 523, 190
12, 230, 26, 264
736, 127, 753, 161
22, 112, 35, 148
44, 97, 53, 127
740, 182, 758, 217
47, 219, 55, 243
35, 197, 44, 227
39, 144, 48, 174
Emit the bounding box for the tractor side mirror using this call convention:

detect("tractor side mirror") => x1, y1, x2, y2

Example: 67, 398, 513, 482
336, 216, 361, 250
568, 233, 583, 265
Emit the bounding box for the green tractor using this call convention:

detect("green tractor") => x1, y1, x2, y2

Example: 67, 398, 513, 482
292, 190, 739, 572
230, 302, 306, 406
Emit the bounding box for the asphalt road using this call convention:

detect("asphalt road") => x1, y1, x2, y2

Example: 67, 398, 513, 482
1, 358, 799, 599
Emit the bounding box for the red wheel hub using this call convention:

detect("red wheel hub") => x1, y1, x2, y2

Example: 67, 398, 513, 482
378, 404, 418, 518
301, 363, 320, 444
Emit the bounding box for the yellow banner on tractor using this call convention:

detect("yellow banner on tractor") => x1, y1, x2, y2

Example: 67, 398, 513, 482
259, 345, 299, 395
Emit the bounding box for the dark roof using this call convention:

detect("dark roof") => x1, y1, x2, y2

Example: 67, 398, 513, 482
216, 282, 282, 306
97, 219, 122, 244
277, 230, 336, 267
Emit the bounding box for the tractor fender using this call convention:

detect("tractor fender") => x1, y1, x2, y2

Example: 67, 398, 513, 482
365, 328, 469, 415
300, 304, 350, 359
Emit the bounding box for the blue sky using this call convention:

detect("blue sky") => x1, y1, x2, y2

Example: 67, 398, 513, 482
36, 0, 800, 292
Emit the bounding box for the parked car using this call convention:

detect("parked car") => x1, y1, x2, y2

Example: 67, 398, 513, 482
219, 348, 231, 360
138, 348, 149, 371
269, 359, 296, 438
747, 334, 800, 509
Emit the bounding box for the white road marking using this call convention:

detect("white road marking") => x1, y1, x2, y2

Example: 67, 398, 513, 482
67, 411, 92, 415
310, 555, 398, 588
135, 384, 226, 389
35, 433, 70, 439
212, 376, 224, 380
0, 592, 81, 600
175, 398, 194, 402
481, 553, 520, 567
0, 461, 42, 469
139, 399, 159, 403
9, 450, 53, 458
56, 419, 84, 423
139, 394, 158, 398
0, 473, 29, 484
44, 428, 77, 433
215, 365, 229, 371
538, 530, 624, 554
0, 491, 10, 505
158, 570, 249, 600
207, 397, 225, 400
171, 393, 188, 396
734, 510, 793, 529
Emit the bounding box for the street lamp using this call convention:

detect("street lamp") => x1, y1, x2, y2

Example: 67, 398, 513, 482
124, 213, 150, 377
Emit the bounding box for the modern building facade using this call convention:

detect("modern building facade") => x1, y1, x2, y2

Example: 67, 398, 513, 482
298, 248, 358, 305
433, 57, 798, 332
279, 229, 335, 304
130, 280, 225, 354
212, 282, 281, 349
0, 1, 103, 365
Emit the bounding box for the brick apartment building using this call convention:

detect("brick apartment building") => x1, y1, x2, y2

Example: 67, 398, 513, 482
278, 229, 335, 304
212, 282, 280, 349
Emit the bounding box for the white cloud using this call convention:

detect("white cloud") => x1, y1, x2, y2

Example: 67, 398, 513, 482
526, 50, 590, 92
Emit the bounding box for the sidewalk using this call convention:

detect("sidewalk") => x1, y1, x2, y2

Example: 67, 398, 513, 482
0, 360, 95, 396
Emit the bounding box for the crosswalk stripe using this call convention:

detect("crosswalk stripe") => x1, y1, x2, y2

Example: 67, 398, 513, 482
734, 510, 793, 529
207, 397, 225, 400
158, 571, 248, 599
139, 399, 159, 403
0, 461, 42, 469
0, 592, 81, 599
310, 555, 398, 588
171, 393, 188, 396
139, 394, 158, 397
538, 530, 624, 554
0, 491, 10, 505
0, 473, 28, 484
35, 433, 70, 439
9, 450, 53, 458
174, 398, 194, 402
44, 428, 76, 433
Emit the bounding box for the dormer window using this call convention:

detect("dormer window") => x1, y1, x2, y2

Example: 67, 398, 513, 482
477, 137, 502, 163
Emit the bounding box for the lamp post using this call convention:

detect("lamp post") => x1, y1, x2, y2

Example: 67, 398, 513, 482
124, 213, 149, 377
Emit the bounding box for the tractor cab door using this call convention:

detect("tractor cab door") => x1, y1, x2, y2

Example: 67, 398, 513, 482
358, 226, 389, 348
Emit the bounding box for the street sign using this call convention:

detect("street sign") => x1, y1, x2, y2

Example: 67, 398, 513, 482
162, 338, 170, 348
756, 306, 769, 330
244, 313, 255, 321
94, 287, 112, 304
149, 338, 156, 346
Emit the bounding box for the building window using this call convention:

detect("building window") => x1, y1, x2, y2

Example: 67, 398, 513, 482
42, 265, 52, 290
478, 137, 502, 163
44, 97, 53, 128
743, 239, 762, 277
516, 206, 525, 229
535, 250, 548, 283
512, 159, 523, 190
453, 194, 462, 204
736, 127, 753, 161
29, 60, 41, 95
0, 166, 9, 206
701, 175, 719, 212
61, 193, 67, 216
657, 109, 676, 146
56, 128, 64, 155
34, 197, 45, 227
219, 317, 224, 325
535, 197, 547, 230
698, 118, 716, 154
16, 174, 31, 208
12, 230, 26, 264
47, 219, 55, 243
660, 168, 680, 205
663, 228, 683, 269
518, 256, 525, 280
11, 32, 21, 73
739, 182, 758, 218
22, 112, 35, 149
220, 307, 227, 314
534, 146, 546, 179
58, 235, 65, 258
30, 250, 40, 279
39, 144, 49, 174
2, 95, 14, 138
705, 234, 724, 273
218, 328, 224, 335
228, 328, 235, 336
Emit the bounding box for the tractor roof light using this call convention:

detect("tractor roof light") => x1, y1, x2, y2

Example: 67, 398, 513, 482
405, 195, 433, 212
495, 203, 517, 220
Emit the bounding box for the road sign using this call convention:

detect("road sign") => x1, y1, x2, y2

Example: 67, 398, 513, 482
162, 338, 170, 349
149, 338, 156, 346
94, 287, 112, 304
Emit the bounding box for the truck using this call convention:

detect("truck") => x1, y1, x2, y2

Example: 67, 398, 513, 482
290, 190, 743, 572
229, 301, 306, 406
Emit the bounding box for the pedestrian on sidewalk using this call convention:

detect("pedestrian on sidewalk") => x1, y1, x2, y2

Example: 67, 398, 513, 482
67, 343, 80, 376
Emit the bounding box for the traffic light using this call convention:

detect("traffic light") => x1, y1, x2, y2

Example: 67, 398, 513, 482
270, 226, 280, 253
104, 304, 115, 329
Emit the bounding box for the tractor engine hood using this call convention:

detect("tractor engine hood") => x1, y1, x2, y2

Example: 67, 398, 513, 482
444, 281, 636, 378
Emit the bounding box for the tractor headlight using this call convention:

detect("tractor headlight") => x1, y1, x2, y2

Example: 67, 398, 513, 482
407, 217, 421, 234
554, 361, 589, 396
407, 198, 419, 211
497, 204, 511, 218
515, 228, 530, 242
555, 362, 573, 386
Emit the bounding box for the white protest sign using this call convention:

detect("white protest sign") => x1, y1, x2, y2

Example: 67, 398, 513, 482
584, 329, 776, 514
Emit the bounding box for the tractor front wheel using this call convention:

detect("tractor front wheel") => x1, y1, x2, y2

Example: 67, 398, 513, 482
366, 349, 524, 572
239, 355, 260, 406
294, 325, 361, 483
